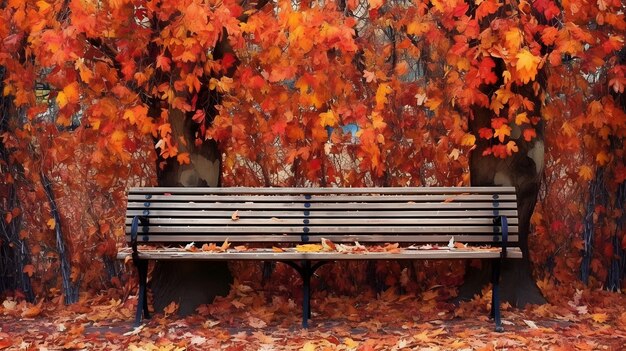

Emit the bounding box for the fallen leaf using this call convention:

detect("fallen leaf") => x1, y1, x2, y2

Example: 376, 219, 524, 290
523, 319, 539, 329
221, 238, 231, 251
295, 244, 323, 252
321, 238, 336, 251
248, 316, 267, 328
231, 210, 240, 220
185, 242, 198, 252
591, 313, 608, 323
448, 237, 455, 249
21, 302, 43, 318
163, 301, 179, 315
2, 299, 17, 311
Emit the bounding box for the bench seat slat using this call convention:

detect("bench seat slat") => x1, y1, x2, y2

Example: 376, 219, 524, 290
127, 194, 516, 202
129, 186, 516, 195
124, 218, 519, 226
127, 202, 517, 210
116, 247, 523, 260
126, 209, 519, 218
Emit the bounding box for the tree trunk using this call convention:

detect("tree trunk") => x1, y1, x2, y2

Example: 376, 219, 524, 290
150, 77, 232, 316
457, 105, 546, 307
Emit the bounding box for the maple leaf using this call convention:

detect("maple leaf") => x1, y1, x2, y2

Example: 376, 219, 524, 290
523, 128, 536, 142
578, 166, 593, 181
591, 313, 608, 323
493, 124, 512, 143
478, 128, 494, 139
176, 152, 190, 165
515, 49, 542, 83
460, 133, 475, 146
363, 70, 377, 83
163, 301, 179, 315
319, 110, 338, 127
506, 141, 518, 155
47, 218, 56, 230
515, 112, 530, 125
22, 264, 35, 277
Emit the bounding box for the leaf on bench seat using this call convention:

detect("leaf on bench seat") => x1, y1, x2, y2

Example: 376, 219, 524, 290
321, 238, 336, 251
231, 210, 240, 220
295, 244, 323, 252
184, 242, 198, 252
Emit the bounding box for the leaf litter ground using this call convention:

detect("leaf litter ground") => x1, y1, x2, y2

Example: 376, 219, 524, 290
2, 278, 625, 351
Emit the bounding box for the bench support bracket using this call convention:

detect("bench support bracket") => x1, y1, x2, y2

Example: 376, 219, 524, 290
281, 260, 330, 328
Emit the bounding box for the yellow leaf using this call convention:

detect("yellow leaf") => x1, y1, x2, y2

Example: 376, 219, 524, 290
515, 49, 541, 83
506, 140, 518, 155
461, 133, 476, 146
368, 0, 383, 10
56, 91, 68, 108
515, 112, 530, 125
344, 338, 359, 349
295, 244, 323, 252
493, 124, 511, 143
591, 313, 608, 323
47, 218, 56, 230
221, 238, 231, 251
596, 151, 609, 166
319, 110, 338, 127
516, 49, 541, 71
63, 82, 80, 104
578, 165, 593, 181
302, 342, 316, 351
375, 83, 392, 110
505, 28, 522, 51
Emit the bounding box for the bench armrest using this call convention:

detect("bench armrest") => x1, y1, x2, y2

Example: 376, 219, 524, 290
496, 215, 508, 259
130, 215, 149, 261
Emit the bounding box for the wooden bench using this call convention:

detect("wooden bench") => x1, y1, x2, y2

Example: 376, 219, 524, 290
117, 187, 522, 331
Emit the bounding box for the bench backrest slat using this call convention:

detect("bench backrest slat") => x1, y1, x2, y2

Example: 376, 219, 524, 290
125, 187, 519, 245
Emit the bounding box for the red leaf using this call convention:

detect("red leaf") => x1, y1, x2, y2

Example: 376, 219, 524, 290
192, 110, 206, 124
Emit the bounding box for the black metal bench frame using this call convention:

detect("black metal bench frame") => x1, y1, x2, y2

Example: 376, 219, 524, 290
118, 187, 522, 332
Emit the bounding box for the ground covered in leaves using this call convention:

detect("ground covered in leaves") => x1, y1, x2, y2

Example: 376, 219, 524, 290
1, 279, 625, 351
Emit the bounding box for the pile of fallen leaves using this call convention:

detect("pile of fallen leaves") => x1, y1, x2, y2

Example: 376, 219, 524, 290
1, 279, 625, 350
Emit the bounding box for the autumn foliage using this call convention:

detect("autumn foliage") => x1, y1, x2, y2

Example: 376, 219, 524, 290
0, 0, 624, 307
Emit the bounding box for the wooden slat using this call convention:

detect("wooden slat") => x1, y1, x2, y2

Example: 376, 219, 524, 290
127, 202, 518, 210
128, 194, 516, 202
129, 186, 517, 195
125, 225, 517, 234
124, 217, 519, 226
126, 209, 519, 218
116, 247, 523, 260
125, 234, 519, 243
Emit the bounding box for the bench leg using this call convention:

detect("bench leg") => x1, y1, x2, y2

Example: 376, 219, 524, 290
134, 259, 150, 326
490, 259, 504, 332
302, 260, 311, 328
